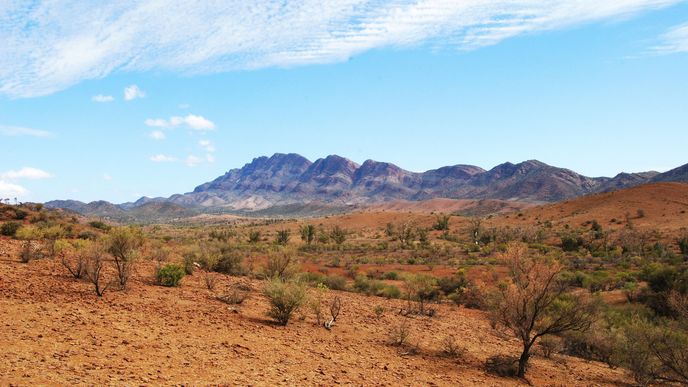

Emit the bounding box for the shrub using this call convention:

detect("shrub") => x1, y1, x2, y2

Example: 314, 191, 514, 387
329, 226, 347, 245
88, 220, 110, 231
275, 229, 290, 245
263, 278, 307, 326
323, 275, 347, 291
388, 320, 411, 347
382, 271, 399, 280
380, 284, 402, 299
248, 230, 261, 243
204, 271, 219, 291
263, 252, 295, 279
353, 275, 385, 296
441, 335, 463, 358
539, 336, 561, 359
217, 288, 249, 305
0, 222, 20, 236
106, 226, 143, 289
13, 209, 27, 220
678, 235, 688, 256
156, 264, 185, 287
84, 242, 110, 297
61, 240, 88, 279
403, 273, 439, 315
214, 251, 244, 275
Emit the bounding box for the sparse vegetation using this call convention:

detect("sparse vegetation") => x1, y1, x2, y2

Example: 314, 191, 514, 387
263, 278, 308, 326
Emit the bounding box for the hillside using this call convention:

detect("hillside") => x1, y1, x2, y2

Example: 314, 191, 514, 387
0, 242, 631, 385
487, 182, 688, 234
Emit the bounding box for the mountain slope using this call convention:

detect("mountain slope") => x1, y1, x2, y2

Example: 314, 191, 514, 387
46, 153, 686, 218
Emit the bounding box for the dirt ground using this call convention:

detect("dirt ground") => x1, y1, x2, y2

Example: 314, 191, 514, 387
0, 238, 632, 386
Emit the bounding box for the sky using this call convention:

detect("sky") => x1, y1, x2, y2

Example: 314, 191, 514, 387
1, 0, 687, 203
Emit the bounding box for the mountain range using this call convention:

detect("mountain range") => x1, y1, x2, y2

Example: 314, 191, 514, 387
45, 153, 688, 220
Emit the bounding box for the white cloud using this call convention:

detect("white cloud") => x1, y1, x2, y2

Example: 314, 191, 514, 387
0, 125, 53, 138
1, 167, 53, 180
103, 174, 112, 181
150, 154, 177, 162
144, 114, 216, 131
184, 114, 215, 130
0, 180, 27, 197
149, 130, 165, 140
653, 22, 688, 54
206, 154, 216, 163
0, 1, 682, 98
185, 155, 203, 167
199, 139, 215, 152
124, 84, 145, 101
92, 94, 114, 102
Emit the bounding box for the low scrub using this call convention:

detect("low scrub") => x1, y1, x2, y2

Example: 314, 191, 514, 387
263, 278, 307, 326
156, 263, 185, 287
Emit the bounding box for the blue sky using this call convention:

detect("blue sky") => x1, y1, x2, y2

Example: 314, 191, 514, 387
1, 1, 687, 203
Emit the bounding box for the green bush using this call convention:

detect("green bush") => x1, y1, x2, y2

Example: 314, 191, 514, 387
263, 278, 307, 326
156, 263, 186, 287
88, 220, 110, 231
1, 222, 21, 236
381, 271, 399, 280
323, 275, 347, 291
380, 284, 402, 299
214, 251, 244, 275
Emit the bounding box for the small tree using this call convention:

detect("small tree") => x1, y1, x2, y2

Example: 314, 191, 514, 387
106, 227, 143, 290
397, 223, 415, 248
61, 239, 89, 279
403, 273, 438, 315
469, 217, 482, 244
84, 242, 111, 297
677, 234, 688, 257
433, 214, 450, 231
248, 230, 261, 244
263, 251, 295, 280
16, 225, 41, 263
300, 224, 316, 245
42, 224, 66, 257
263, 278, 307, 326
275, 229, 290, 245
490, 243, 597, 378
329, 226, 347, 245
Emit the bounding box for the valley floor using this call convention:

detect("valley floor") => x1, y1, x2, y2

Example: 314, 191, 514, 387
0, 238, 631, 386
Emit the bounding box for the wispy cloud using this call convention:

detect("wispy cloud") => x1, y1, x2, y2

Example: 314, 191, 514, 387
653, 21, 688, 54
0, 0, 682, 98
149, 130, 165, 140
0, 125, 53, 138
144, 114, 215, 131
124, 84, 145, 101
185, 155, 203, 167
150, 154, 177, 163
1, 167, 53, 180
92, 94, 114, 102
199, 139, 215, 152
0, 180, 27, 197
103, 173, 112, 181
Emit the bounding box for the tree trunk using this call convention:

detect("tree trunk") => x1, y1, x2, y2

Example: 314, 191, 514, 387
518, 342, 532, 378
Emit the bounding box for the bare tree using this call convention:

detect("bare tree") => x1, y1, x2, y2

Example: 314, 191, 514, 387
324, 296, 342, 330
490, 243, 597, 378
84, 242, 111, 297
